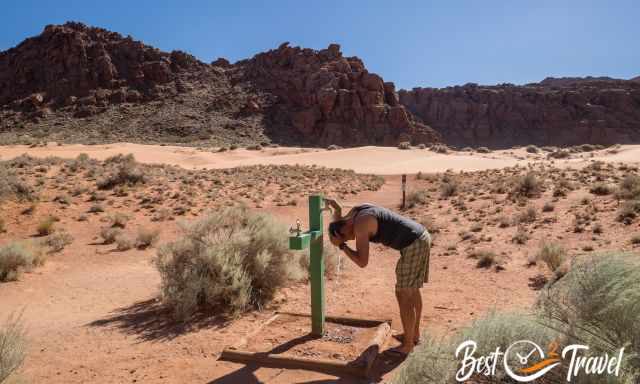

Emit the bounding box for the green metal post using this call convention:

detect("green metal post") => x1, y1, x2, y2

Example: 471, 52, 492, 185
308, 194, 325, 336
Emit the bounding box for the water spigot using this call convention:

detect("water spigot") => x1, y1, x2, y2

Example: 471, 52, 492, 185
289, 219, 302, 236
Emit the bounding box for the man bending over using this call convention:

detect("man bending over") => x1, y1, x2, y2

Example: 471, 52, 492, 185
325, 198, 431, 357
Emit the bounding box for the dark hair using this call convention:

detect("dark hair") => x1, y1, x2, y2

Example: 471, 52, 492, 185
328, 220, 347, 238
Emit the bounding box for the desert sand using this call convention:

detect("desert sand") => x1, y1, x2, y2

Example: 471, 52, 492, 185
1, 144, 639, 383
2, 143, 638, 174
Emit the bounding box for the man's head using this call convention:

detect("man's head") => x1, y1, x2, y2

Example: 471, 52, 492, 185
328, 219, 355, 246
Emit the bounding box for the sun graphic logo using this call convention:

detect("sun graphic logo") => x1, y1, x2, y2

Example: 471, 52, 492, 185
503, 340, 562, 382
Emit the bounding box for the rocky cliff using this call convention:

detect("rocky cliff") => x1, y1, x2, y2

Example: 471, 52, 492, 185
399, 78, 640, 148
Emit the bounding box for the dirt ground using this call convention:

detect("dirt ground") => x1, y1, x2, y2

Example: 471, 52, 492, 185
1, 144, 639, 383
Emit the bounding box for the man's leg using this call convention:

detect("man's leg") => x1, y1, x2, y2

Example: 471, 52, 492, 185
414, 288, 422, 343
395, 287, 418, 354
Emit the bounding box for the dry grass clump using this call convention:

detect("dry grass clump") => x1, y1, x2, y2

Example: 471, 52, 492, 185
430, 144, 448, 154
110, 212, 129, 228
517, 205, 537, 224
100, 227, 123, 245
511, 171, 542, 199
43, 230, 74, 253
616, 174, 640, 200
327, 144, 342, 151
536, 241, 566, 272
548, 149, 570, 159
439, 178, 459, 199
476, 147, 490, 153
135, 227, 160, 249
0, 241, 45, 282
405, 189, 429, 209
589, 182, 613, 195
115, 235, 135, 251
470, 250, 499, 269
397, 141, 411, 150
0, 313, 27, 383
36, 216, 56, 236
96, 154, 146, 190
525, 145, 540, 153
154, 207, 303, 320
0, 163, 37, 202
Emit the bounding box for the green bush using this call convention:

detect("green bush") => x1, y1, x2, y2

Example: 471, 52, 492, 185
0, 241, 45, 282
538, 253, 640, 382
154, 207, 303, 320
0, 313, 26, 383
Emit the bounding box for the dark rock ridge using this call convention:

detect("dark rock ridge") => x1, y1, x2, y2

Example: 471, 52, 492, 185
399, 77, 640, 148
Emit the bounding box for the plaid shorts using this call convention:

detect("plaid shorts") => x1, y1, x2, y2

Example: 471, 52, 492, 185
396, 231, 431, 288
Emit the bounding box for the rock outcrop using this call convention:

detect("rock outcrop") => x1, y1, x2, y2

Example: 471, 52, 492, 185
399, 79, 640, 148
230, 43, 439, 146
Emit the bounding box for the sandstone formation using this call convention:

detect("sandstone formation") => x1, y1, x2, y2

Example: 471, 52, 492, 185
399, 78, 640, 148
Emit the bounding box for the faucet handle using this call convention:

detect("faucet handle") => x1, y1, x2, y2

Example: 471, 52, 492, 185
289, 219, 302, 236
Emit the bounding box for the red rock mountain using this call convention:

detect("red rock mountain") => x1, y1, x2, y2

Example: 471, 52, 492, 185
1, 22, 638, 148
0, 22, 438, 147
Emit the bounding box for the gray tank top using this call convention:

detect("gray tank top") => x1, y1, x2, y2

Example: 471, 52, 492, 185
352, 204, 425, 250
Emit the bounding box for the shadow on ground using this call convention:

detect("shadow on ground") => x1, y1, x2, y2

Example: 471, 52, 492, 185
208, 332, 405, 384
87, 298, 228, 342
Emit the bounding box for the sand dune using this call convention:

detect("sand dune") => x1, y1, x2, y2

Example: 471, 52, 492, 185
1, 143, 638, 174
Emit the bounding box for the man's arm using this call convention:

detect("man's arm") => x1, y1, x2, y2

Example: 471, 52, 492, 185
340, 217, 372, 268
324, 197, 343, 221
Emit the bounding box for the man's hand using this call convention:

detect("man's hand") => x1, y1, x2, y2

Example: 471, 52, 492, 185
323, 197, 343, 221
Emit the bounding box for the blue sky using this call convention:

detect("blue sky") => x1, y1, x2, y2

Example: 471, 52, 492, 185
1, 0, 638, 89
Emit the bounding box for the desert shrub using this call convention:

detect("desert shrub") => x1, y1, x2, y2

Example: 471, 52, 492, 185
417, 143, 427, 149
394, 312, 558, 384
96, 154, 146, 190
431, 144, 448, 154
589, 182, 613, 196
511, 171, 541, 198
100, 227, 122, 245
0, 313, 26, 383
115, 235, 134, 251
512, 226, 529, 244
44, 230, 74, 253
406, 189, 429, 209
470, 250, 498, 268
536, 242, 566, 272
542, 201, 555, 212
538, 253, 640, 382
0, 164, 37, 202
616, 174, 640, 201
397, 141, 411, 150
110, 212, 129, 228
440, 181, 458, 198
517, 205, 537, 224
0, 241, 45, 282
229, 144, 238, 150
525, 145, 540, 153
327, 144, 341, 151
498, 215, 511, 228
36, 216, 56, 236
548, 149, 570, 159
246, 144, 262, 151
618, 200, 640, 223
135, 227, 160, 249
88, 204, 104, 213
476, 147, 490, 153
154, 207, 303, 320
